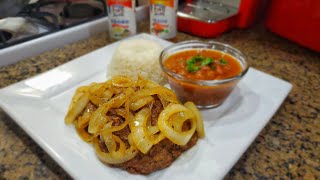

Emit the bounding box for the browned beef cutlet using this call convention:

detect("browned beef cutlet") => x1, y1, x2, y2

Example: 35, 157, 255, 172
92, 95, 198, 174
112, 133, 198, 174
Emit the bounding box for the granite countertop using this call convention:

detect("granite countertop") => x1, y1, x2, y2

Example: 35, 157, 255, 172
0, 22, 319, 179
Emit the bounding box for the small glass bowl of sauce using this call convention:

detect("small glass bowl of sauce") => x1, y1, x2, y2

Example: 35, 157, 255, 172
160, 41, 249, 108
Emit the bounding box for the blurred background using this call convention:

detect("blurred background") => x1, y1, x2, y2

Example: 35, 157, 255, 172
0, 0, 319, 51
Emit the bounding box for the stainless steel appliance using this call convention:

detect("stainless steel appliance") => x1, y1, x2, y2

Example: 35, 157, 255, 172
0, 0, 106, 49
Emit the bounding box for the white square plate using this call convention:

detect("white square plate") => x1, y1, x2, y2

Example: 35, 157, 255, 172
0, 34, 292, 180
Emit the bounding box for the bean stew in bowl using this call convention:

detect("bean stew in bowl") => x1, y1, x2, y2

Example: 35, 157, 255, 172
160, 41, 249, 108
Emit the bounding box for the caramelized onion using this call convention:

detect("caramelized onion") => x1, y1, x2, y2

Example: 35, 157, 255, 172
129, 96, 154, 111
129, 86, 179, 104
94, 138, 138, 164
65, 75, 205, 164
130, 108, 154, 154
65, 87, 90, 124
184, 102, 205, 138
158, 104, 196, 145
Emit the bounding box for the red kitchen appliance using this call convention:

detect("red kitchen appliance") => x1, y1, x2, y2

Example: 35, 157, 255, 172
265, 0, 320, 52
177, 0, 262, 37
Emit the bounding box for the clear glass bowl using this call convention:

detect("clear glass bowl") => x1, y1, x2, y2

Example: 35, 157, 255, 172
160, 41, 249, 108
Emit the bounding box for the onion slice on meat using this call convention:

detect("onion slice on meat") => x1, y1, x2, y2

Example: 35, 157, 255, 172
158, 104, 197, 145
130, 108, 154, 154
129, 86, 179, 105
94, 137, 138, 164
65, 86, 90, 124
129, 96, 154, 111
184, 102, 205, 138
130, 107, 166, 154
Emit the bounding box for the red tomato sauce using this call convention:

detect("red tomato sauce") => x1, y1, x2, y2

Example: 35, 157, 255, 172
164, 49, 242, 80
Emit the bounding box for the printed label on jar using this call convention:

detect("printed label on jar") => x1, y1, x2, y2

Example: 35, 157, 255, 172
150, 0, 178, 39
107, 0, 136, 40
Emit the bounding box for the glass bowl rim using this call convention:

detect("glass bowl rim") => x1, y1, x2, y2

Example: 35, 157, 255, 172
160, 40, 249, 86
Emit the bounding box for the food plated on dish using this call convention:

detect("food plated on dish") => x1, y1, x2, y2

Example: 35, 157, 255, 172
64, 38, 247, 175
65, 75, 205, 174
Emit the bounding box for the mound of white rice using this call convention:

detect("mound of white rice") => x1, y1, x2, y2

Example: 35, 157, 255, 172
107, 39, 165, 84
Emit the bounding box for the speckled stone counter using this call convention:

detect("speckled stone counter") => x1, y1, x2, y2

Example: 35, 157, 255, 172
0, 22, 319, 179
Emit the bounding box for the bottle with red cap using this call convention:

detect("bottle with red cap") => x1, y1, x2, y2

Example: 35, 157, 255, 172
149, 0, 178, 39
107, 0, 137, 40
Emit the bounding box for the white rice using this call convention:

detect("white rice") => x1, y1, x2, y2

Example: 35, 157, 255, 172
107, 39, 165, 84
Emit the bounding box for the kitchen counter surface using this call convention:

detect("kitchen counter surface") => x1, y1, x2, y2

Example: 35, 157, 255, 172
0, 22, 319, 179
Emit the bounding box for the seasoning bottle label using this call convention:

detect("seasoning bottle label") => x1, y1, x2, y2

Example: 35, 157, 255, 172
150, 0, 177, 39
107, 0, 136, 40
